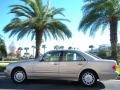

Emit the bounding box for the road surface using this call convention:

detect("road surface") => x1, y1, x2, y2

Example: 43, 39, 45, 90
0, 76, 120, 90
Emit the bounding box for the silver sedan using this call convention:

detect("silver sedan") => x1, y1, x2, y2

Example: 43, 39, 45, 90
4, 50, 117, 86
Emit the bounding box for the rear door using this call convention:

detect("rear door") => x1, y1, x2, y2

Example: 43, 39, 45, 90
59, 51, 88, 79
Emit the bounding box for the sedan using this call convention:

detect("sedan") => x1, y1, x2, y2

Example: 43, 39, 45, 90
4, 50, 117, 86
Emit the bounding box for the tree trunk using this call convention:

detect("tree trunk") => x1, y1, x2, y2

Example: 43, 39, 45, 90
110, 16, 118, 64
35, 30, 43, 59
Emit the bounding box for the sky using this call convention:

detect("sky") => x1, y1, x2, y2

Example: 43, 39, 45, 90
0, 0, 120, 55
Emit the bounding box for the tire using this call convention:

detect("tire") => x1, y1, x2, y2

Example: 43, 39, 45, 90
11, 69, 26, 83
79, 71, 97, 87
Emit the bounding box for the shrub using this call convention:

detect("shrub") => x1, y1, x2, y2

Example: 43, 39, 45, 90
0, 60, 18, 72
116, 64, 120, 76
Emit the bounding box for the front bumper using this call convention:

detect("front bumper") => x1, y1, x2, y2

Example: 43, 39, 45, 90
4, 69, 11, 77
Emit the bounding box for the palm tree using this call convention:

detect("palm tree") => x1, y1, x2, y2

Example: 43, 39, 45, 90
89, 45, 94, 52
18, 47, 23, 51
42, 45, 47, 54
0, 37, 7, 58
17, 47, 23, 57
24, 47, 29, 53
3, 0, 72, 58
24, 47, 29, 58
59, 46, 64, 50
54, 45, 59, 50
79, 0, 120, 64
18, 47, 23, 54
32, 45, 36, 58
68, 46, 72, 50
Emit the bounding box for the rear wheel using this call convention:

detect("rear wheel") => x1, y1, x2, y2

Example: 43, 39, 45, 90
11, 69, 26, 83
79, 71, 97, 86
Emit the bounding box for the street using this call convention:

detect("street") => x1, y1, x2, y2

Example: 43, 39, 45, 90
0, 76, 120, 90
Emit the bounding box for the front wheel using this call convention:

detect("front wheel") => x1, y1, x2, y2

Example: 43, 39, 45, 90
11, 69, 26, 83
79, 71, 97, 87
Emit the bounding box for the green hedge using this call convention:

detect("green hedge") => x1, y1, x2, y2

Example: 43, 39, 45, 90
0, 61, 18, 67
0, 61, 17, 63
0, 62, 9, 72
0, 61, 18, 72
116, 64, 120, 76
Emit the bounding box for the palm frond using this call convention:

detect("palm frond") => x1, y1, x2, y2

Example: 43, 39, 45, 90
51, 8, 65, 16
10, 5, 34, 17
79, 0, 120, 36
4, 0, 72, 41
44, 20, 72, 40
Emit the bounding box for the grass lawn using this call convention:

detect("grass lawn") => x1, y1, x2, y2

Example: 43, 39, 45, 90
0, 63, 9, 67
0, 60, 18, 63
116, 64, 120, 76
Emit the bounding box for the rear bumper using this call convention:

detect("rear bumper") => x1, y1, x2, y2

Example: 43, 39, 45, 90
99, 72, 117, 80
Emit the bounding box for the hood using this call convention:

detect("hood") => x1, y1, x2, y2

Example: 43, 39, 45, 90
8, 59, 37, 67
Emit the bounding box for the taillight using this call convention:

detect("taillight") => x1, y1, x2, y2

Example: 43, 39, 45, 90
112, 65, 117, 70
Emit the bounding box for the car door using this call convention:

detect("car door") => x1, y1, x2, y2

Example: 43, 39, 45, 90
59, 51, 88, 79
32, 51, 61, 78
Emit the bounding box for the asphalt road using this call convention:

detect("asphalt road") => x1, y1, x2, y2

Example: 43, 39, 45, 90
0, 76, 120, 90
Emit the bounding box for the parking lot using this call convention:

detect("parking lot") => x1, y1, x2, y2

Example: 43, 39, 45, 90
0, 76, 120, 90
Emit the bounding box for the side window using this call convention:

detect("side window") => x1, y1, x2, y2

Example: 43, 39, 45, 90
43, 51, 61, 62
62, 51, 85, 61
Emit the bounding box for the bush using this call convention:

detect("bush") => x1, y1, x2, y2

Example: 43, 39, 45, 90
0, 61, 17, 63
0, 62, 9, 72
0, 60, 18, 72
116, 64, 120, 76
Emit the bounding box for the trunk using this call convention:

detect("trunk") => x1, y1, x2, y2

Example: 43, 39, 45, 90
35, 30, 43, 59
110, 16, 118, 64
33, 48, 35, 58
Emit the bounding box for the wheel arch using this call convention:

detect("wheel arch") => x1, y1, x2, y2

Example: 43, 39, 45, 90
11, 66, 27, 78
79, 68, 99, 80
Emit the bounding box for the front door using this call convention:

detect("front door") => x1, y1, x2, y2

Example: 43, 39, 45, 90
32, 51, 61, 78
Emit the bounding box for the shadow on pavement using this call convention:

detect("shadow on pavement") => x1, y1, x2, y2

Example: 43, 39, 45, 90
27, 79, 105, 89
0, 77, 105, 90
